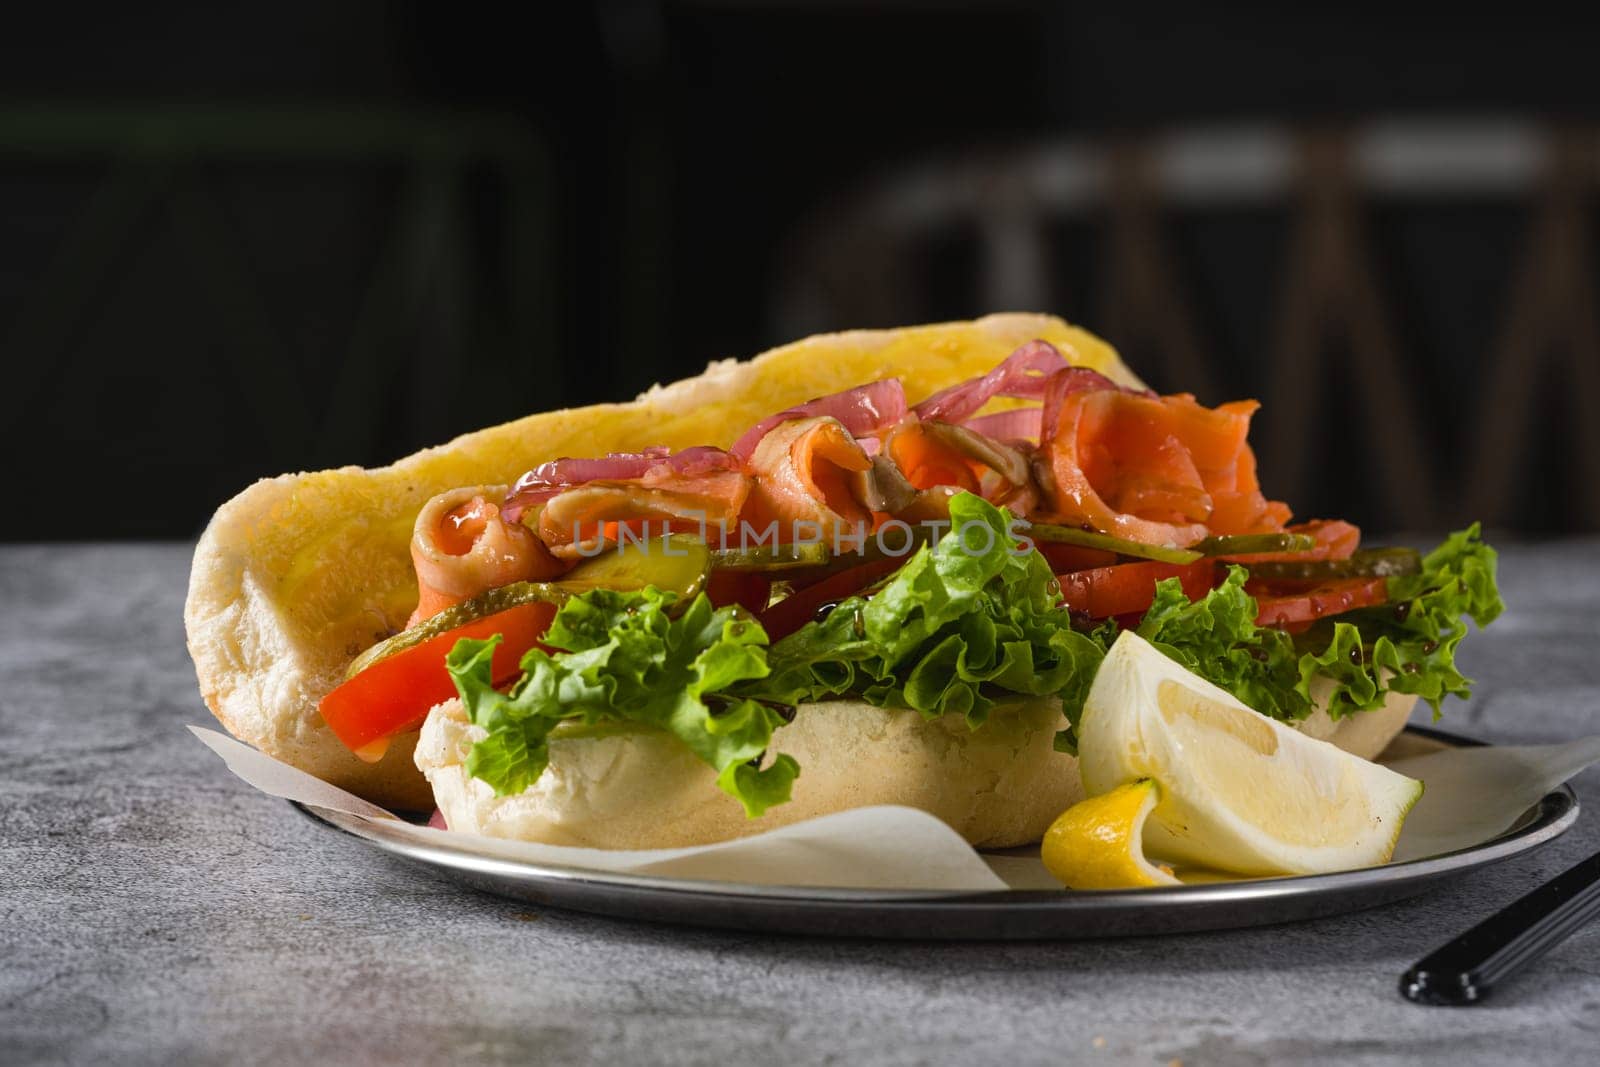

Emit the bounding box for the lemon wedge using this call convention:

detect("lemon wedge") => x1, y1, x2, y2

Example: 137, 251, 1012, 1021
1078, 631, 1424, 877
1041, 779, 1182, 889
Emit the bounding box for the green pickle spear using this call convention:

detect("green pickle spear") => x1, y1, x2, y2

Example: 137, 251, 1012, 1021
344, 581, 571, 680
1244, 546, 1423, 581
711, 542, 833, 570
1023, 522, 1203, 564
983, 524, 1325, 566
553, 533, 711, 596
1194, 532, 1319, 556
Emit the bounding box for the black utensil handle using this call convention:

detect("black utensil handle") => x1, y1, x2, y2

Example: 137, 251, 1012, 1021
1401, 849, 1600, 1005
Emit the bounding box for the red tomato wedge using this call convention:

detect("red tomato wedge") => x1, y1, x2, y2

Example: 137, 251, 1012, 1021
1057, 560, 1217, 620
319, 600, 559, 758
1035, 542, 1119, 573
756, 557, 902, 642
1252, 577, 1388, 630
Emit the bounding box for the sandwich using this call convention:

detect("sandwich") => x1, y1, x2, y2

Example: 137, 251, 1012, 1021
184, 313, 1501, 848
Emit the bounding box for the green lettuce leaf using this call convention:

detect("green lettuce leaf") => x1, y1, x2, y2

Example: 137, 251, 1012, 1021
446, 587, 797, 817
746, 493, 1106, 744
447, 499, 1501, 820
1127, 525, 1502, 725
1136, 566, 1311, 723
1295, 523, 1503, 720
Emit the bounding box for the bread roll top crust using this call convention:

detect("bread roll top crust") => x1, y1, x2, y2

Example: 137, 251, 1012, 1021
185, 314, 1137, 808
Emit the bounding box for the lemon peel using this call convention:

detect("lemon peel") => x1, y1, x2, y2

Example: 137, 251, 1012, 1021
1041, 779, 1182, 889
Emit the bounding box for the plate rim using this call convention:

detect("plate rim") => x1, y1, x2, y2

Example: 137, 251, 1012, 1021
292, 723, 1579, 908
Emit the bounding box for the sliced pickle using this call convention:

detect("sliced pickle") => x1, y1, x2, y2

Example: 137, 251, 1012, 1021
1022, 522, 1203, 565
711, 542, 833, 571
756, 528, 942, 585
345, 581, 569, 680
1244, 547, 1423, 581
346, 537, 711, 681
1194, 532, 1319, 556
556, 534, 711, 598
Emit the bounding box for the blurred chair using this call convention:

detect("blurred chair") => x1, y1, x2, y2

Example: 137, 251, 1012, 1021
773, 122, 1600, 534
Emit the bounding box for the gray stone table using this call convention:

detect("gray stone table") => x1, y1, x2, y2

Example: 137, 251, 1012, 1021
4, 541, 1600, 1066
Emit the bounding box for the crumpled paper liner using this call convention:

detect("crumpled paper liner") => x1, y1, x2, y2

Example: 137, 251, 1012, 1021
1386, 736, 1600, 861
190, 727, 1006, 891
191, 725, 1599, 893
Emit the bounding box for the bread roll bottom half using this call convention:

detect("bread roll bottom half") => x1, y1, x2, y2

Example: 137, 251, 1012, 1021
414, 690, 1417, 850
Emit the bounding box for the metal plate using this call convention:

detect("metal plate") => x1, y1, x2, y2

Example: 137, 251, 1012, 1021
294, 726, 1578, 939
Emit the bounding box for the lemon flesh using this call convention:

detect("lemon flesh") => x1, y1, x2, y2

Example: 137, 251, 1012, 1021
1041, 779, 1181, 889
1078, 631, 1424, 877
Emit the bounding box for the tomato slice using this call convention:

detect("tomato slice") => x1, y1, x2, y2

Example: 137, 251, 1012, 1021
319, 600, 558, 758
1222, 519, 1361, 564
1252, 576, 1388, 630
1035, 542, 1120, 573
1057, 560, 1217, 620
706, 570, 773, 615
756, 557, 902, 642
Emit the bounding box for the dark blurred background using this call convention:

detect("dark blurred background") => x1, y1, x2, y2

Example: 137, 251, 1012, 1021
4, 3, 1598, 540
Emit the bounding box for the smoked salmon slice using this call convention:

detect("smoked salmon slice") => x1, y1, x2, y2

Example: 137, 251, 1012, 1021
742, 415, 875, 545
410, 486, 568, 623
538, 469, 751, 558
1038, 375, 1289, 547
885, 419, 1038, 516
1203, 423, 1294, 535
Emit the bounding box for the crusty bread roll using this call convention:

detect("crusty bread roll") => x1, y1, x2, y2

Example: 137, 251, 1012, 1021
1299, 685, 1418, 761
414, 690, 1418, 849
184, 314, 1136, 810
184, 308, 1419, 837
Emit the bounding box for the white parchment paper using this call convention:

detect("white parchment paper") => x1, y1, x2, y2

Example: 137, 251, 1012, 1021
189, 727, 1007, 891
191, 725, 1600, 892
1386, 737, 1600, 861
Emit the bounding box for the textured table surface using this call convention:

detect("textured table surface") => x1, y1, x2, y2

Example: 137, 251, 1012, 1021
4, 541, 1600, 1066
